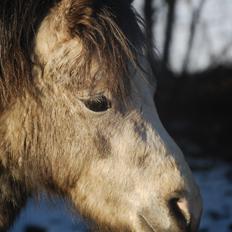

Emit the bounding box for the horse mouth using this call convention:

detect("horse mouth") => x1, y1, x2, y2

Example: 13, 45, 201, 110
139, 214, 157, 232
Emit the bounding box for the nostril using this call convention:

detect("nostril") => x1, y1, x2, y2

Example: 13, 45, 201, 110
176, 197, 192, 225
169, 197, 192, 231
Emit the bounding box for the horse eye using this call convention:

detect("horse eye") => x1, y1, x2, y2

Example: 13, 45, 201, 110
83, 96, 111, 112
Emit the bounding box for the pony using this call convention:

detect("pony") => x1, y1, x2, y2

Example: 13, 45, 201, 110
0, 0, 202, 231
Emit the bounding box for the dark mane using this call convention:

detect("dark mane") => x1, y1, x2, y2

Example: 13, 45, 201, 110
0, 0, 57, 111
0, 0, 145, 111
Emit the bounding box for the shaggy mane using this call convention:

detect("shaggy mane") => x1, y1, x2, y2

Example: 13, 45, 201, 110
0, 0, 58, 111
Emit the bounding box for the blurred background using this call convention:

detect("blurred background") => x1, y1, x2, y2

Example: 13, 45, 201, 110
10, 0, 232, 232
133, 1, 232, 231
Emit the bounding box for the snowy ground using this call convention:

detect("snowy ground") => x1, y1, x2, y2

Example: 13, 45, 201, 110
190, 159, 232, 232
9, 159, 232, 232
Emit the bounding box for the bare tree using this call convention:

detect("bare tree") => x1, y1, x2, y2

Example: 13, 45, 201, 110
144, 0, 159, 77
144, 0, 154, 50
182, 0, 207, 73
162, 0, 177, 68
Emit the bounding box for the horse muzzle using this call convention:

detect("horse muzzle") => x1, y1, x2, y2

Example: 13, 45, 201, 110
138, 191, 202, 232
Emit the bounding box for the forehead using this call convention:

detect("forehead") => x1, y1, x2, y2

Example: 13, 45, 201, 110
43, 40, 152, 94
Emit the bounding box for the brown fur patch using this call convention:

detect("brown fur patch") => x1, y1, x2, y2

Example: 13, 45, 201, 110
93, 131, 111, 158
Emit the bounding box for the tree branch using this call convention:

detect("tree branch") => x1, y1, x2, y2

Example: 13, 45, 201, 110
182, 0, 207, 74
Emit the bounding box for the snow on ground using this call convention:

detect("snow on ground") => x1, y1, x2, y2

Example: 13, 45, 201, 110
191, 159, 232, 232
10, 198, 88, 232
10, 159, 232, 232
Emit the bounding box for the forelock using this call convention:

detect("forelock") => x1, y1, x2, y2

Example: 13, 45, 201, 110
64, 0, 145, 100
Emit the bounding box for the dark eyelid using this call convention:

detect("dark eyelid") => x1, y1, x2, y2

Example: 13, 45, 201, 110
81, 95, 111, 113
